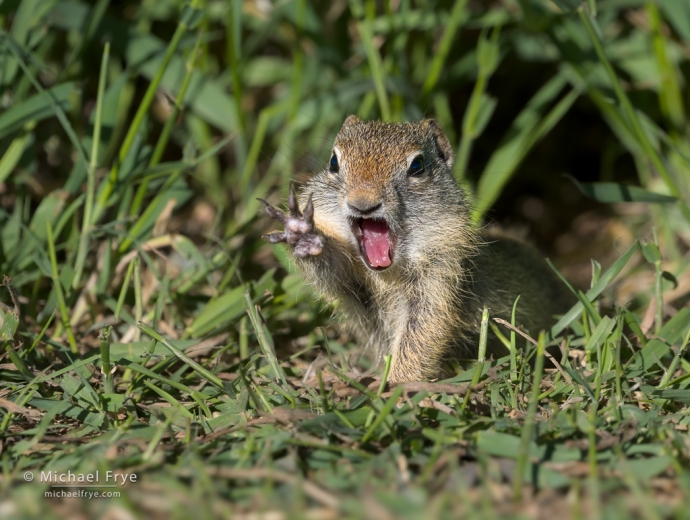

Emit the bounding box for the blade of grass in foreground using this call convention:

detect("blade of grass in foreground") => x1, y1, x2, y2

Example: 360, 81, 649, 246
45, 222, 77, 354
360, 385, 403, 443
550, 241, 639, 338
73, 42, 109, 290
137, 321, 224, 389
510, 296, 520, 382
513, 331, 546, 501
99, 324, 113, 394
463, 306, 489, 411
244, 291, 289, 392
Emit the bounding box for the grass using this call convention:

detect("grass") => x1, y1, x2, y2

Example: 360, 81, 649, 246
1, 0, 690, 518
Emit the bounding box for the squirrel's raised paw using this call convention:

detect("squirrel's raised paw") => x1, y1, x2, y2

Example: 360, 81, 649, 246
259, 182, 324, 257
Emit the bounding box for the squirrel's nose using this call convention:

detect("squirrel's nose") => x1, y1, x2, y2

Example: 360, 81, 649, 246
347, 197, 382, 215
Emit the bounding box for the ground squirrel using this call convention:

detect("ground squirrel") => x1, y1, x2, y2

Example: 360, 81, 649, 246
260, 116, 573, 382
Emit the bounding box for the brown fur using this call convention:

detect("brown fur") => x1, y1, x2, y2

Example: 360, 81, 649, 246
270, 116, 573, 382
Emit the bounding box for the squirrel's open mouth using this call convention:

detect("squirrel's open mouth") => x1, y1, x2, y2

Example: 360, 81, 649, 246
351, 218, 395, 270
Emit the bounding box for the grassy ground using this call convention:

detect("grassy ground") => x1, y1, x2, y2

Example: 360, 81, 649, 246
1, 0, 690, 518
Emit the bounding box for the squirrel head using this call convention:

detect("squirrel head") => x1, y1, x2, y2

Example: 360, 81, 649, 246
332, 116, 454, 197
309, 116, 470, 272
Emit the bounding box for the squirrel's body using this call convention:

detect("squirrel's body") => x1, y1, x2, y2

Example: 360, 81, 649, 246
262, 117, 573, 382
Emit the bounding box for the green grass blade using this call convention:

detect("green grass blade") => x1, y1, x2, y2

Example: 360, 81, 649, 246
0, 82, 77, 140
2, 31, 88, 165
130, 29, 204, 218
137, 321, 224, 389
422, 0, 469, 95
244, 291, 288, 391
361, 386, 403, 443
99, 324, 113, 394
473, 73, 579, 220
91, 0, 202, 225
579, 10, 690, 224
59, 0, 110, 81
550, 241, 639, 338
45, 222, 77, 354
352, 0, 391, 120
0, 125, 34, 184
73, 42, 109, 291
513, 331, 546, 501
567, 176, 678, 203
2, 0, 41, 89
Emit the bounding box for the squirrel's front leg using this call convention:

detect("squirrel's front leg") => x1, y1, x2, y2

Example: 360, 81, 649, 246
258, 182, 324, 258
387, 296, 452, 382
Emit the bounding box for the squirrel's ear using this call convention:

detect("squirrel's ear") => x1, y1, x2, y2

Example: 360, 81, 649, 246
422, 119, 453, 169
341, 115, 361, 129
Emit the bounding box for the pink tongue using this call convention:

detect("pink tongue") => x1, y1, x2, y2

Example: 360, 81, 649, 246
361, 219, 392, 268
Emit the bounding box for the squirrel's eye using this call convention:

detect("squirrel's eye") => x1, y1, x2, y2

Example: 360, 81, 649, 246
329, 153, 339, 173
408, 156, 425, 176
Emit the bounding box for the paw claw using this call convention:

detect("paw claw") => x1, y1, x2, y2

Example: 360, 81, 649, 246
288, 182, 301, 218
258, 198, 287, 224
303, 193, 315, 228
263, 232, 287, 244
